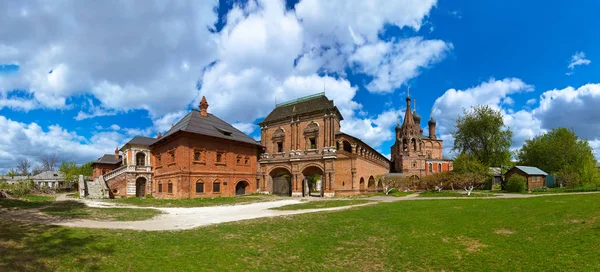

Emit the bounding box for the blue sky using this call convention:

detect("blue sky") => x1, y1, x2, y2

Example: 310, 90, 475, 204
1, 0, 599, 172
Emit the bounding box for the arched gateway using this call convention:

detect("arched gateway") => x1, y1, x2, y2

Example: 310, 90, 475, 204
269, 168, 292, 196
135, 177, 146, 197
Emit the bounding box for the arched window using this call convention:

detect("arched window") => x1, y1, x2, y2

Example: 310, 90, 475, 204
158, 181, 163, 193
428, 163, 433, 172
244, 156, 250, 165
438, 163, 442, 172
236, 155, 242, 165
167, 181, 173, 193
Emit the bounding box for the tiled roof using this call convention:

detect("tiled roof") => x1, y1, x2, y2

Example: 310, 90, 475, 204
514, 166, 548, 176
260, 93, 342, 125
92, 154, 122, 165
124, 136, 156, 146
155, 110, 259, 146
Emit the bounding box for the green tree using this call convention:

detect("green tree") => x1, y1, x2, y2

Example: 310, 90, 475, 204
78, 162, 94, 177
6, 168, 18, 178
452, 105, 513, 167
517, 127, 598, 185
59, 161, 79, 188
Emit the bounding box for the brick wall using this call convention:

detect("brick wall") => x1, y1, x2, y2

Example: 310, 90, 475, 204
151, 132, 259, 198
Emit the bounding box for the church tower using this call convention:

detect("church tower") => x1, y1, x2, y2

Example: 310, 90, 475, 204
390, 89, 425, 175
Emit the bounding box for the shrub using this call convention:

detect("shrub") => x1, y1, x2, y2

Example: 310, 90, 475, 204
506, 175, 527, 192
146, 195, 154, 199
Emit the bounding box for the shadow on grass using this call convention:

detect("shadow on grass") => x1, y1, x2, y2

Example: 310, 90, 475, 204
0, 198, 54, 209
41, 201, 162, 221
0, 219, 113, 271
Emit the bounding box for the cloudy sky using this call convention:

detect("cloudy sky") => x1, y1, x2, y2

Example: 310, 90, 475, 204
1, 0, 599, 172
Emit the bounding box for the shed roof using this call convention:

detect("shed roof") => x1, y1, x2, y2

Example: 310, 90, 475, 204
514, 166, 548, 176
153, 110, 259, 146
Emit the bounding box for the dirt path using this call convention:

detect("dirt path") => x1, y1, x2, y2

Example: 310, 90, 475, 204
55, 199, 376, 231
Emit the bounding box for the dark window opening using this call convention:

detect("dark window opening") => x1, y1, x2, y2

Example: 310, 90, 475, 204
158, 183, 163, 193
216, 153, 223, 163
244, 157, 249, 165
277, 142, 283, 153
236, 156, 242, 165
168, 183, 173, 193
194, 151, 201, 161
429, 163, 433, 172
309, 137, 316, 149
438, 163, 442, 172
170, 152, 175, 162
213, 183, 221, 193
196, 182, 204, 193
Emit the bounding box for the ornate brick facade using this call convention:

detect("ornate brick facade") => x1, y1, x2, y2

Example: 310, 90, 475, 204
390, 92, 453, 178
257, 93, 389, 197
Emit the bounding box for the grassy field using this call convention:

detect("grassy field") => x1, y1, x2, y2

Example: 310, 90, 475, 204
419, 191, 497, 198
2, 194, 600, 271
0, 195, 56, 209
271, 199, 372, 210
40, 201, 162, 221
106, 194, 279, 207
0, 195, 161, 221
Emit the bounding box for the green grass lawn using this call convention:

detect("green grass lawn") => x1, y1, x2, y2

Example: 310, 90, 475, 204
271, 200, 372, 210
2, 194, 600, 271
526, 185, 600, 194
419, 190, 497, 198
0, 194, 56, 209
40, 201, 162, 221
105, 194, 279, 208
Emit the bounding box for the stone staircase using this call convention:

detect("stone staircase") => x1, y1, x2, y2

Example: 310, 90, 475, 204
78, 174, 109, 199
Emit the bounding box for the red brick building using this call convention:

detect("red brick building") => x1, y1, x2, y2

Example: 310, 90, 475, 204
91, 96, 261, 198
257, 93, 390, 197
390, 90, 453, 179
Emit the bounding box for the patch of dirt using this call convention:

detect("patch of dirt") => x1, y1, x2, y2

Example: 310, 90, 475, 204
494, 229, 514, 235
458, 237, 488, 253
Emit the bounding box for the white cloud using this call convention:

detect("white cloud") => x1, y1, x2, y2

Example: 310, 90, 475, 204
0, 0, 219, 116
0, 116, 128, 173
526, 98, 536, 105
349, 38, 452, 93
232, 123, 257, 135
566, 51, 591, 75
109, 124, 120, 131
434, 80, 600, 160
567, 52, 591, 70
432, 78, 535, 157
0, 0, 452, 170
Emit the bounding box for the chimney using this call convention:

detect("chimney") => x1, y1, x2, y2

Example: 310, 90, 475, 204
200, 96, 209, 117
157, 132, 162, 139
114, 147, 119, 159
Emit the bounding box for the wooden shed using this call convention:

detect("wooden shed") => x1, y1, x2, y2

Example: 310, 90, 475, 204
505, 166, 548, 190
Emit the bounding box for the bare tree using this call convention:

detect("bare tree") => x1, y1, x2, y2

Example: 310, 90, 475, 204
32, 164, 44, 176
16, 158, 31, 176
40, 154, 58, 171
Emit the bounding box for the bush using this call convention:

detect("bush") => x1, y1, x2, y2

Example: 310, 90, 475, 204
506, 175, 527, 192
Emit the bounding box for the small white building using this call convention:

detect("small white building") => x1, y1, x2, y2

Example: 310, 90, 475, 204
32, 171, 65, 188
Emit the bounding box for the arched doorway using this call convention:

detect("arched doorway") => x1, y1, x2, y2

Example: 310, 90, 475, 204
269, 168, 292, 196
136, 152, 146, 166
359, 177, 365, 191
377, 178, 383, 192
368, 176, 375, 191
135, 177, 146, 197
302, 166, 324, 197
235, 180, 249, 196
